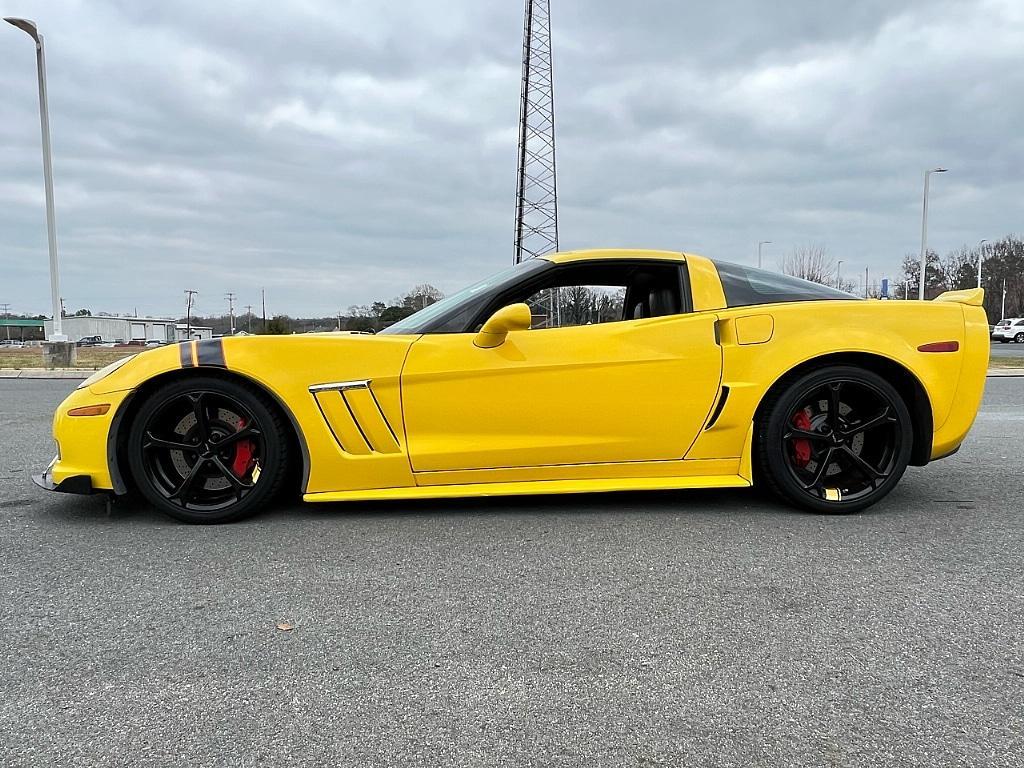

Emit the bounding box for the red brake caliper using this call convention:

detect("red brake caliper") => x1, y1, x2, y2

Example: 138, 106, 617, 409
791, 410, 812, 468
231, 418, 256, 478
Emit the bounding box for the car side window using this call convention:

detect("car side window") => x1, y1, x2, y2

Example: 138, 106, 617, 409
525, 285, 626, 329
510, 261, 684, 330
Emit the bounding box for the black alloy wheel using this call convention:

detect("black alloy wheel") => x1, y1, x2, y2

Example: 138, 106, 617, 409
1015, 332, 1024, 343
127, 376, 289, 523
756, 365, 913, 514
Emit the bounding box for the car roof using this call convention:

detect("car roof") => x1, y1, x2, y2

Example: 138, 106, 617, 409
540, 248, 689, 264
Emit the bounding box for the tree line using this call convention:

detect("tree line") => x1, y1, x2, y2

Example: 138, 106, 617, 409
894, 235, 1024, 320
180, 283, 447, 335
781, 236, 1024, 320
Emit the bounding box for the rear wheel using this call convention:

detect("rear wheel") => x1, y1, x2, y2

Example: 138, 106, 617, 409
1015, 332, 1024, 343
755, 366, 913, 514
127, 376, 290, 523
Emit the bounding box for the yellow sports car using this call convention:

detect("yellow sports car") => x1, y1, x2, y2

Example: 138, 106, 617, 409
35, 249, 988, 524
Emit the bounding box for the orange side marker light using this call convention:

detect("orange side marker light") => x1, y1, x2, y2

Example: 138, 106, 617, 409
67, 404, 111, 417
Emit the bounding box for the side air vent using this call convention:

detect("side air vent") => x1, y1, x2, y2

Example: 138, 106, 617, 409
704, 386, 730, 430
310, 381, 401, 455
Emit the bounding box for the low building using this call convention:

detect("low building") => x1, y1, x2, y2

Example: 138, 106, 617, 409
43, 316, 212, 343
175, 323, 214, 341
0, 318, 46, 341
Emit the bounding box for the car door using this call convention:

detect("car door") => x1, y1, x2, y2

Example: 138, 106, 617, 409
400, 304, 722, 475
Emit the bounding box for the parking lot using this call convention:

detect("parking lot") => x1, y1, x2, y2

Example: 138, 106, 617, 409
990, 341, 1024, 358
1, 377, 1022, 766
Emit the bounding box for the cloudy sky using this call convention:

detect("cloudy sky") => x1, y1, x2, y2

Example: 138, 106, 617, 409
1, 0, 1022, 318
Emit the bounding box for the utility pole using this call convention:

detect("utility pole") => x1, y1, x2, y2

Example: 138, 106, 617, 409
514, 0, 559, 264
865, 267, 869, 298
758, 240, 771, 269
225, 292, 236, 336
261, 288, 267, 333
1002, 279, 1007, 321
184, 289, 198, 340
836, 260, 843, 290
1, 303, 10, 340
244, 304, 253, 334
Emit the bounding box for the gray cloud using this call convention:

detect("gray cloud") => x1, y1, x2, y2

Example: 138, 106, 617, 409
1, 0, 1021, 317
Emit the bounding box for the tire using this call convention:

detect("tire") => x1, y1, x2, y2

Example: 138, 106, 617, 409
127, 375, 291, 523
1015, 333, 1024, 343
754, 365, 913, 514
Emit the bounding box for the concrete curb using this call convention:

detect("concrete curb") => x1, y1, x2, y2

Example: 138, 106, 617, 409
0, 368, 93, 380
986, 368, 1024, 377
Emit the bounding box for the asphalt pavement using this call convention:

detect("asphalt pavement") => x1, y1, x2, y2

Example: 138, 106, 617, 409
1, 378, 1022, 767
990, 340, 1024, 358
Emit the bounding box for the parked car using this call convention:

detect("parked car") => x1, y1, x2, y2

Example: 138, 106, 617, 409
76, 335, 103, 347
34, 248, 990, 524
992, 318, 1024, 343
144, 339, 166, 347
0, 339, 26, 347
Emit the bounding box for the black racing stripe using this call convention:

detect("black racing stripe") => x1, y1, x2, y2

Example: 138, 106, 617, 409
179, 341, 194, 368
196, 338, 226, 368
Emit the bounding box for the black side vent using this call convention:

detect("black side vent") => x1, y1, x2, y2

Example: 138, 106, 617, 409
704, 386, 730, 430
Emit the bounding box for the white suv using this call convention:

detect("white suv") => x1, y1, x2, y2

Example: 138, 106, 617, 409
993, 318, 1024, 343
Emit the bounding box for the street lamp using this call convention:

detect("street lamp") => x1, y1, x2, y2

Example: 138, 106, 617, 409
977, 239, 988, 289
758, 240, 771, 269
836, 260, 843, 290
918, 167, 947, 300
4, 18, 65, 341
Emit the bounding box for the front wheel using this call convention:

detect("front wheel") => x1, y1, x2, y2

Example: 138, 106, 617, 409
1015, 333, 1024, 343
755, 366, 913, 514
127, 376, 291, 523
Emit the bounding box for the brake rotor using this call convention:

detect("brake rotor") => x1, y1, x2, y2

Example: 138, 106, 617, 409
792, 400, 865, 477
170, 408, 245, 491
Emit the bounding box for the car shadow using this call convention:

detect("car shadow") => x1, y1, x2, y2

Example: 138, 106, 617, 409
34, 482, 901, 527
279, 486, 807, 523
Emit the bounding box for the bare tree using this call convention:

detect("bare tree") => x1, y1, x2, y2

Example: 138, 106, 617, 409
780, 244, 836, 286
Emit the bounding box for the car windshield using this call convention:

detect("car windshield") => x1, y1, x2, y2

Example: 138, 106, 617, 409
380, 258, 549, 335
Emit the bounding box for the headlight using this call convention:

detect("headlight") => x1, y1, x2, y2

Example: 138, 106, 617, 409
77, 355, 135, 390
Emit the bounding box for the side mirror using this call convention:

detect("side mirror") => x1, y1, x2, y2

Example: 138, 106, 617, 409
474, 303, 532, 348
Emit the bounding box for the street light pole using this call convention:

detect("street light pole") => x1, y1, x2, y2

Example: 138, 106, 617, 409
836, 260, 843, 290
758, 240, 771, 269
918, 167, 947, 300
5, 18, 65, 341
977, 239, 988, 289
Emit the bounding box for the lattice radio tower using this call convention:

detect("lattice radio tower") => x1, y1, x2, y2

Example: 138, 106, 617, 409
514, 0, 559, 264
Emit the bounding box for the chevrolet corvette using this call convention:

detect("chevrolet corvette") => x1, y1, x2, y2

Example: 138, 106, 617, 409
34, 249, 988, 523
